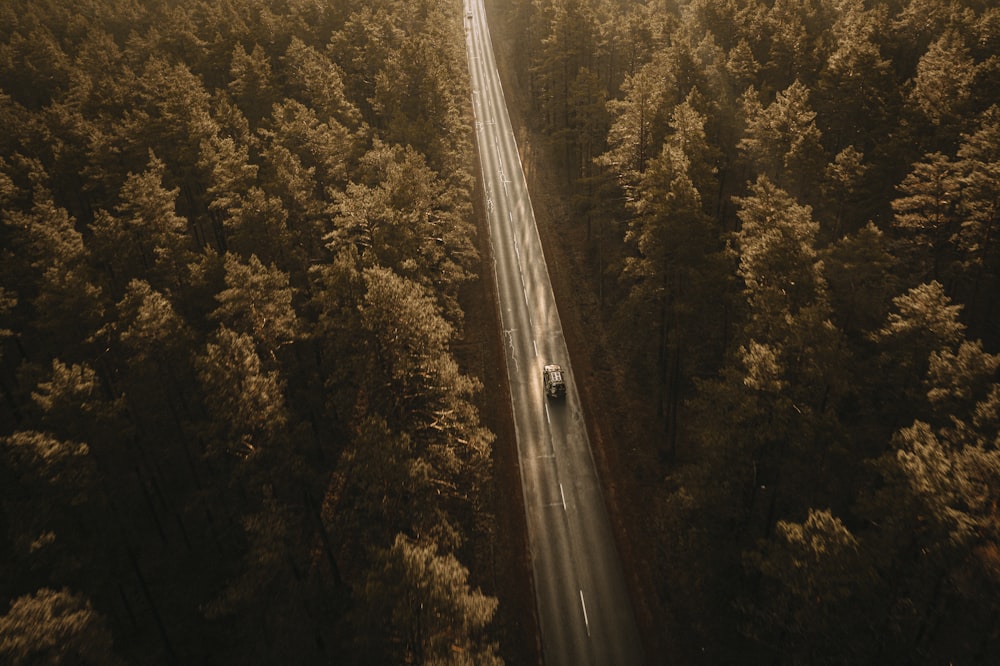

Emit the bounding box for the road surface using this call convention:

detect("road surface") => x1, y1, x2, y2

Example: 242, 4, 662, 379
464, 2, 646, 664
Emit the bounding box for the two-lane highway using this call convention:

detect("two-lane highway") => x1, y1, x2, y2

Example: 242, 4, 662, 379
464, 2, 645, 664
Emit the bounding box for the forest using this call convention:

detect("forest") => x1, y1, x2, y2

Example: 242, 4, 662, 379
500, 0, 1000, 662
0, 0, 507, 663
3, 0, 999, 663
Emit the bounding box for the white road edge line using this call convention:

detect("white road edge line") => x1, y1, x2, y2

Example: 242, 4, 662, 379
579, 589, 591, 637
559, 483, 566, 511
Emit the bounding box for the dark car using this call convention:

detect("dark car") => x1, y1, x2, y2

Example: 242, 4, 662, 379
543, 364, 566, 399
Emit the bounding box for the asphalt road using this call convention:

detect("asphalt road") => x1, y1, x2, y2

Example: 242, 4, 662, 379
464, 2, 645, 664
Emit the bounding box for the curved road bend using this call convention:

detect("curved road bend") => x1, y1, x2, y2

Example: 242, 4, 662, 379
464, 2, 645, 664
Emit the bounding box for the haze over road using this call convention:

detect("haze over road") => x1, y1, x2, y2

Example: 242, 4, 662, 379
464, 1, 645, 664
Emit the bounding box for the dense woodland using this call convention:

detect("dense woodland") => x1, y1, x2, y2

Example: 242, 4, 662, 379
503, 0, 1000, 662
3, 0, 1000, 663
0, 0, 506, 663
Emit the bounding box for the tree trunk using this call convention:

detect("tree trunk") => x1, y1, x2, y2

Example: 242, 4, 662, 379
126, 541, 177, 661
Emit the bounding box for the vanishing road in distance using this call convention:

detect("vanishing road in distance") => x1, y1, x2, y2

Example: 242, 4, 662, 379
464, 1, 646, 664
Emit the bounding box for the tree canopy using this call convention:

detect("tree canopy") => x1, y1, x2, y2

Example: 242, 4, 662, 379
504, 0, 1000, 661
0, 0, 500, 663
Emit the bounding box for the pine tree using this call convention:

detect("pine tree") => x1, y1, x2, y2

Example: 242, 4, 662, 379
0, 588, 116, 666
742, 509, 878, 663
356, 534, 502, 666
891, 152, 962, 285
196, 325, 288, 461
212, 253, 299, 362
738, 80, 824, 200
